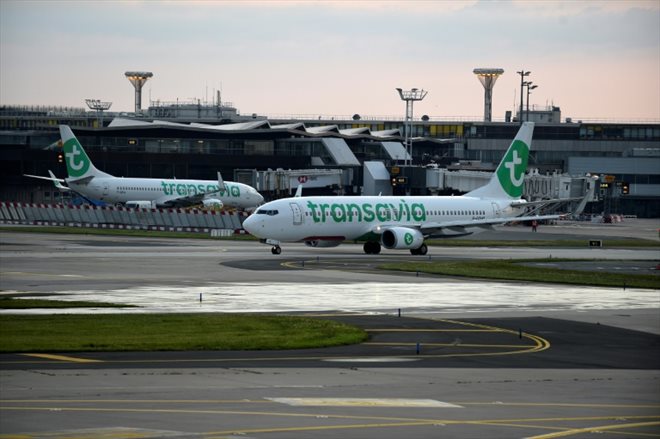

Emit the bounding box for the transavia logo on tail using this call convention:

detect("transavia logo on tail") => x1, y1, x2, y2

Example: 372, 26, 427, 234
404, 232, 414, 246
63, 139, 90, 178
497, 139, 529, 198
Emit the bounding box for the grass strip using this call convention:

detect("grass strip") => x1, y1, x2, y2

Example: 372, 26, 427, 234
0, 297, 136, 309
426, 238, 658, 248
0, 314, 367, 353
380, 259, 660, 289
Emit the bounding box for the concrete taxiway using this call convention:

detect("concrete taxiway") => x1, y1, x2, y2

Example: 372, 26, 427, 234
1, 220, 659, 438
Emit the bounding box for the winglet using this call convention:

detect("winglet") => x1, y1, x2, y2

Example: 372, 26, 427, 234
217, 172, 226, 191
294, 184, 303, 198
48, 170, 70, 191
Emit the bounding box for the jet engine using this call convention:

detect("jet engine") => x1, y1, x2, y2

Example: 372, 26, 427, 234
381, 227, 424, 250
304, 240, 342, 248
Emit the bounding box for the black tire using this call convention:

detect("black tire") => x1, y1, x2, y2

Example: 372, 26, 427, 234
271, 246, 281, 255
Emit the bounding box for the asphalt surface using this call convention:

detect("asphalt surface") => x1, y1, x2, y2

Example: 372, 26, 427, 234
1, 220, 659, 438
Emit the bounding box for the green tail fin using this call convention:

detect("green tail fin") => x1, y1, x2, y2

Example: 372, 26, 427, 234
466, 122, 534, 200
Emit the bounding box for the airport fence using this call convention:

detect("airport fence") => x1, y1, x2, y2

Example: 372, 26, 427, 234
0, 201, 248, 234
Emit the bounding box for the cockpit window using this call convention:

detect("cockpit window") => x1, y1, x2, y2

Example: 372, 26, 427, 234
256, 209, 279, 216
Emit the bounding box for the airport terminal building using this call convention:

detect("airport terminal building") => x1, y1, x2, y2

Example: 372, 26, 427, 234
1, 103, 659, 217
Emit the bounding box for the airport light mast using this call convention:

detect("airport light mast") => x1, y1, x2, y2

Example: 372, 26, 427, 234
124, 71, 153, 113
517, 70, 531, 124
525, 82, 538, 122
473, 68, 504, 122
85, 99, 112, 128
396, 87, 428, 166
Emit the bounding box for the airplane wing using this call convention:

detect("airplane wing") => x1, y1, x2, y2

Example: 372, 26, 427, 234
24, 172, 71, 191
370, 213, 564, 239
418, 214, 564, 237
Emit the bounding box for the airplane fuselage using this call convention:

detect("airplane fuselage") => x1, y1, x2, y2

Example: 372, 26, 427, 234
68, 177, 261, 209
244, 195, 522, 242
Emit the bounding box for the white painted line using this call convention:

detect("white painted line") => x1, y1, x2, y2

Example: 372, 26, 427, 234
266, 397, 463, 408
323, 357, 421, 363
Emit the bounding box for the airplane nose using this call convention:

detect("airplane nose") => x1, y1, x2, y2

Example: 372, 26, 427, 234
242, 215, 259, 236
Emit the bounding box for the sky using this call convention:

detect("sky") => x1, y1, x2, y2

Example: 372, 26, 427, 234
1, 0, 659, 122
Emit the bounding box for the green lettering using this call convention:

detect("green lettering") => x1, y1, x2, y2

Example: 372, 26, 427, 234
346, 203, 361, 222
169, 183, 176, 195
399, 200, 409, 220
320, 204, 330, 222
161, 181, 170, 195
186, 184, 197, 195
390, 203, 402, 221
362, 203, 375, 222
176, 184, 185, 195
197, 184, 206, 193
331, 203, 346, 222
230, 186, 240, 197
307, 200, 320, 223
375, 203, 388, 221
206, 184, 216, 193
411, 203, 426, 221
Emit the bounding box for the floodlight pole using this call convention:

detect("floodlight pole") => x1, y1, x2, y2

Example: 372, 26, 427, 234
125, 71, 153, 113
517, 70, 530, 124
526, 82, 538, 122
396, 88, 428, 166
473, 68, 504, 122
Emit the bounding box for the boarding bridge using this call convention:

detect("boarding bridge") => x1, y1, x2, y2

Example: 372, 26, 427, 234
425, 168, 598, 216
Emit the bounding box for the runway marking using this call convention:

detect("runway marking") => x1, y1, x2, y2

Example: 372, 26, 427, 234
364, 342, 538, 348
2, 406, 658, 437
1, 271, 84, 278
527, 420, 660, 438
366, 328, 502, 332
21, 353, 102, 363
266, 398, 463, 408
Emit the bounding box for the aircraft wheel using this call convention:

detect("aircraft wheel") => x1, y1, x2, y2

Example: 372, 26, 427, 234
363, 241, 381, 254
271, 246, 281, 255
417, 243, 428, 255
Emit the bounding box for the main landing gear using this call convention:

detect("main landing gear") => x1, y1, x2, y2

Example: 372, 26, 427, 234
410, 243, 428, 255
363, 241, 381, 254
271, 246, 282, 255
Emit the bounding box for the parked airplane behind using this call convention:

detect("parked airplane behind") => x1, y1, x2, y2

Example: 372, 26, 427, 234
243, 122, 561, 255
26, 125, 264, 209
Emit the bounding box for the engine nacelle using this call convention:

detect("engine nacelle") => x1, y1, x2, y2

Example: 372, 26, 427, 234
304, 240, 342, 248
381, 227, 424, 250
202, 198, 224, 208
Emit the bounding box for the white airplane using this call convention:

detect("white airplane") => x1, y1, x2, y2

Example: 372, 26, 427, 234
26, 125, 264, 209
243, 122, 561, 255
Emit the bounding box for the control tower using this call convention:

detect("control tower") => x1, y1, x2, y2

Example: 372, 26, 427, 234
124, 71, 153, 113
473, 68, 504, 122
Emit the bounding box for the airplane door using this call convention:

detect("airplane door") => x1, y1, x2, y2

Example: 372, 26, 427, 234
491, 202, 501, 218
289, 202, 303, 226
102, 182, 110, 198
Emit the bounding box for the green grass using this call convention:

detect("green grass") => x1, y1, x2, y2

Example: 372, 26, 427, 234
0, 297, 136, 309
381, 259, 660, 289
0, 314, 368, 353
426, 238, 659, 248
